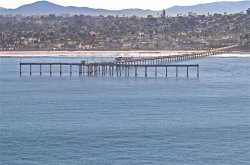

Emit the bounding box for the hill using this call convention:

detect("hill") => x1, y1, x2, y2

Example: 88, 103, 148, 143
165, 1, 250, 15
0, 0, 249, 16
0, 1, 154, 17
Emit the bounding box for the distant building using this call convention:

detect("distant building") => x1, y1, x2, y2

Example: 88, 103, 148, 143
188, 12, 197, 17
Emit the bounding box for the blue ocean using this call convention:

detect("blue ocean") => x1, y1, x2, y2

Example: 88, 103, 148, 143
0, 55, 250, 164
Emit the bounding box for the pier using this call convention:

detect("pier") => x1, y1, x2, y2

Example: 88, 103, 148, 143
19, 44, 238, 77
19, 62, 199, 78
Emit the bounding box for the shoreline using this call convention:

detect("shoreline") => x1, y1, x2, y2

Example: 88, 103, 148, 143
0, 50, 249, 57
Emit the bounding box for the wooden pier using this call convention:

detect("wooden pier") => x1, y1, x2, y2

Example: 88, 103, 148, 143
19, 44, 238, 77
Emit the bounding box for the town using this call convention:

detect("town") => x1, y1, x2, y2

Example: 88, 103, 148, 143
0, 9, 249, 51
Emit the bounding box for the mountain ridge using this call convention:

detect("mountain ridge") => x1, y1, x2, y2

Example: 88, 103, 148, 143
165, 1, 250, 15
0, 0, 249, 16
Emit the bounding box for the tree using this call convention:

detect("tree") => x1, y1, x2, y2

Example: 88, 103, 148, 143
247, 8, 250, 15
162, 10, 166, 17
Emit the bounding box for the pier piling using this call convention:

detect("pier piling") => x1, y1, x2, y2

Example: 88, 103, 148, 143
197, 65, 199, 77
30, 65, 32, 75
70, 65, 72, 75
155, 67, 157, 77
60, 64, 62, 76
166, 67, 168, 77
19, 63, 22, 75
50, 64, 52, 76
176, 66, 178, 77
40, 64, 42, 76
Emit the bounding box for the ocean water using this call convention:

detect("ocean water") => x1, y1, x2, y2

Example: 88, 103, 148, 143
0, 55, 250, 164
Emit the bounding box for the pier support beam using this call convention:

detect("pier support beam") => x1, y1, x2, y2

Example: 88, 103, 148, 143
112, 66, 114, 76
116, 66, 119, 76
20, 64, 22, 75
79, 65, 82, 75
197, 65, 199, 77
94, 66, 98, 75
30, 65, 32, 76
70, 65, 72, 76
50, 65, 52, 76
176, 66, 178, 77
60, 64, 62, 76
109, 66, 111, 76
155, 67, 157, 77
101, 66, 104, 76
120, 66, 122, 76
166, 67, 168, 77
40, 64, 42, 76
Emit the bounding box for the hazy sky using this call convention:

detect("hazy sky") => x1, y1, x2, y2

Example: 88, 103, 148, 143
0, 0, 244, 10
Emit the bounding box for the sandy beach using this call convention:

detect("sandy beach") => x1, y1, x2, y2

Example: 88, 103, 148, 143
0, 50, 249, 57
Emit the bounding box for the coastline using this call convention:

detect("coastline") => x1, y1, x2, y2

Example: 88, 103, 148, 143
0, 50, 249, 57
